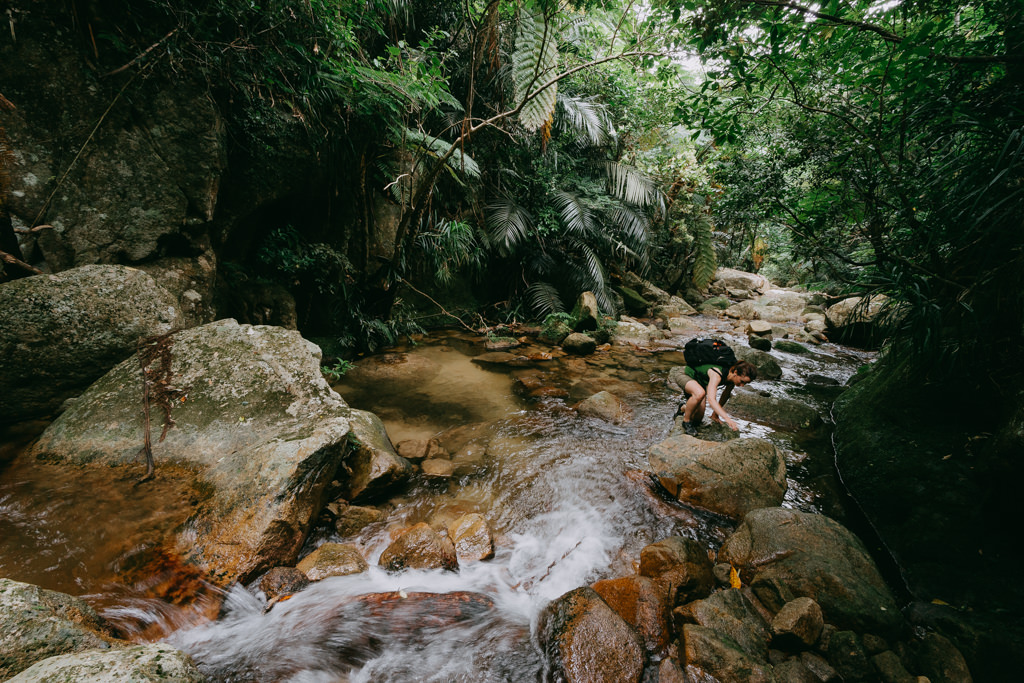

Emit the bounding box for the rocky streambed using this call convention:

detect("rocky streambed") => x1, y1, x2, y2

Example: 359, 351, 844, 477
0, 267, 975, 681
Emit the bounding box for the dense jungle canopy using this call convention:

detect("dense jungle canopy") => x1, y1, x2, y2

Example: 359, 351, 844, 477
2, 0, 1022, 397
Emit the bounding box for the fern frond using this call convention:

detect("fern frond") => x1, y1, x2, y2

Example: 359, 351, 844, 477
513, 10, 559, 132
485, 197, 533, 253
691, 217, 718, 290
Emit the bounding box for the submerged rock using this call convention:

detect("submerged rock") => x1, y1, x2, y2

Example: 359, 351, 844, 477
719, 507, 902, 636
27, 319, 380, 585
259, 567, 310, 603
648, 435, 787, 519
0, 265, 182, 423
574, 390, 631, 424
448, 513, 494, 563
538, 587, 645, 683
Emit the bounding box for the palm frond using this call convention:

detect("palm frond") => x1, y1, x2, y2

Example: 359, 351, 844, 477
397, 127, 481, 180
604, 162, 664, 213
552, 190, 594, 236
557, 95, 614, 147
526, 281, 564, 316
485, 197, 534, 253
513, 10, 559, 132
691, 216, 718, 290
415, 219, 482, 284
607, 205, 650, 248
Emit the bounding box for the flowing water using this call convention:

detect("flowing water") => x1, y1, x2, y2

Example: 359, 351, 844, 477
0, 326, 873, 681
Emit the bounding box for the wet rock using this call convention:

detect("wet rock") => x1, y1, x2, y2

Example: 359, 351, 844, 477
259, 567, 310, 602
28, 319, 365, 585
568, 377, 642, 402
775, 340, 812, 354
748, 335, 773, 351
726, 390, 824, 431
0, 265, 182, 423
338, 408, 414, 503
622, 271, 675, 305
862, 633, 889, 656
334, 504, 384, 537
448, 513, 494, 562
379, 522, 458, 572
6, 643, 204, 683
732, 346, 783, 380
0, 579, 120, 679
395, 438, 431, 461
719, 508, 902, 636
297, 543, 368, 581
562, 332, 598, 355
433, 422, 493, 455
681, 623, 774, 683
871, 650, 916, 683
537, 586, 645, 683
331, 591, 496, 664
771, 597, 824, 650
667, 316, 702, 333
800, 651, 840, 682
657, 657, 688, 683
343, 352, 442, 391
674, 588, 771, 665
591, 576, 672, 653
774, 658, 820, 683
638, 536, 715, 606
748, 320, 774, 337
611, 319, 660, 344
825, 631, 873, 682
649, 435, 787, 519
699, 296, 732, 312
484, 336, 522, 351
539, 319, 574, 345
911, 631, 972, 683
573, 291, 600, 332
574, 390, 632, 424
421, 458, 455, 477
471, 351, 533, 367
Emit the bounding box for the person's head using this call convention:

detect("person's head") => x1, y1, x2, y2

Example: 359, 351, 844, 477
727, 361, 757, 387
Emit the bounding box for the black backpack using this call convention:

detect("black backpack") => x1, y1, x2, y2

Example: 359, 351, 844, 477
684, 337, 737, 370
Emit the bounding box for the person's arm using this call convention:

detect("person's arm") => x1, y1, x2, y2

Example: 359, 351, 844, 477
706, 370, 739, 430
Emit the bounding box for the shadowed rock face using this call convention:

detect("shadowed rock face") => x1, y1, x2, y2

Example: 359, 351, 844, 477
26, 319, 408, 585
0, 265, 182, 423
719, 507, 902, 637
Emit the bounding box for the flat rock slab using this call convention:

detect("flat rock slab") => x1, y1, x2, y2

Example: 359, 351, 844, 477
649, 435, 787, 519
7, 643, 203, 683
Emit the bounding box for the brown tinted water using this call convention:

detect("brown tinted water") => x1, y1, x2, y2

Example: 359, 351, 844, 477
1, 328, 872, 679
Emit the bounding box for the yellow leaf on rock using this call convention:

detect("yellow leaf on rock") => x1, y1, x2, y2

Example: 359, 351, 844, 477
729, 565, 742, 589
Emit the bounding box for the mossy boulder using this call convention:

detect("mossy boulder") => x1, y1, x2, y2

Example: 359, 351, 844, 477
27, 319, 408, 585
0, 265, 183, 423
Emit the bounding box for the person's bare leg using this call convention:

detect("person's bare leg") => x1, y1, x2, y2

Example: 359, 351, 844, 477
682, 380, 705, 434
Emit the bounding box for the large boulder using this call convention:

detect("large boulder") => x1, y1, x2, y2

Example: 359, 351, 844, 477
574, 390, 631, 424
709, 268, 770, 296
538, 587, 646, 683
733, 346, 783, 380
0, 579, 119, 679
2, 24, 226, 271
648, 435, 787, 519
0, 265, 183, 423
718, 507, 902, 636
824, 296, 891, 349
27, 319, 406, 585
7, 644, 204, 683
572, 291, 600, 331
337, 409, 414, 503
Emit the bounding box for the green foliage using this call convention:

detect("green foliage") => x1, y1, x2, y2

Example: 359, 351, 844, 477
256, 225, 351, 296
321, 358, 354, 382
513, 9, 560, 132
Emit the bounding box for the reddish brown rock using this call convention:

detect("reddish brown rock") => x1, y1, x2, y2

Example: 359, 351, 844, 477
537, 587, 645, 683
591, 576, 671, 653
